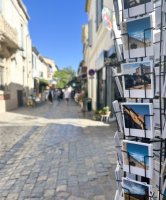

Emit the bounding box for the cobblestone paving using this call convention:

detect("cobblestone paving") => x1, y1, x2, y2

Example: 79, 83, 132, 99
0, 100, 117, 200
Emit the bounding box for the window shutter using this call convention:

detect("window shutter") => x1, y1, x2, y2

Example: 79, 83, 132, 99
88, 19, 92, 47
96, 0, 98, 30
96, 0, 103, 31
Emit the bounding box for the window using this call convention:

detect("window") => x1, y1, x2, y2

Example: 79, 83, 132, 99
0, 0, 3, 13
96, 0, 103, 31
0, 66, 4, 90
88, 19, 93, 46
19, 24, 24, 49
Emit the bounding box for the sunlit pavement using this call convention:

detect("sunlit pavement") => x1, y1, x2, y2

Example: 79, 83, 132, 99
0, 99, 117, 200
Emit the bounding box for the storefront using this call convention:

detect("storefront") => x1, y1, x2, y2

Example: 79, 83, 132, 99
96, 51, 107, 110
96, 48, 117, 113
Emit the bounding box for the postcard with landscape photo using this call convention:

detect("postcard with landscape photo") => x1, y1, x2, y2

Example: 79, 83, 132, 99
122, 177, 152, 200
123, 0, 153, 18
122, 140, 153, 178
121, 102, 154, 139
121, 61, 154, 98
121, 16, 153, 59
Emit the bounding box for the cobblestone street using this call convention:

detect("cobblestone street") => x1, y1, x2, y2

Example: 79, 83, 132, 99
0, 100, 117, 200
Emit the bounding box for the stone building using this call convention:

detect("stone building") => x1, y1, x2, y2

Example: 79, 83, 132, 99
0, 0, 32, 112
82, 0, 122, 112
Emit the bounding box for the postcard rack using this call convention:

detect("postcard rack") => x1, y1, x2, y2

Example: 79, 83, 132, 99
112, 0, 166, 199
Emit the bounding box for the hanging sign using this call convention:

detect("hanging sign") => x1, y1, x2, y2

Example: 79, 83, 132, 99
102, 7, 112, 31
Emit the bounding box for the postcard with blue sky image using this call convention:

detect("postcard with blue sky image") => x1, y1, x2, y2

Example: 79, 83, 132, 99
123, 0, 153, 18
122, 177, 153, 200
122, 140, 153, 178
121, 61, 154, 98
121, 15, 153, 59
121, 102, 154, 139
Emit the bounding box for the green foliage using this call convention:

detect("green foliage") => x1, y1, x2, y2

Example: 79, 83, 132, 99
53, 66, 75, 89
102, 106, 109, 114
93, 106, 110, 121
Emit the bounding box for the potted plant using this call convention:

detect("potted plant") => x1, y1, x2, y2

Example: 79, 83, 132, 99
92, 109, 101, 121
102, 106, 110, 115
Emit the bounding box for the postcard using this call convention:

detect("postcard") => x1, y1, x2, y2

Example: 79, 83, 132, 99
122, 0, 153, 18
122, 140, 153, 178
122, 177, 153, 200
113, 100, 123, 132
121, 16, 153, 59
112, 67, 123, 98
114, 131, 123, 165
121, 102, 154, 139
121, 61, 154, 98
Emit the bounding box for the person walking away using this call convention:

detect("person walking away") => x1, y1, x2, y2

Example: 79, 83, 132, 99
64, 88, 70, 105
48, 89, 53, 104
59, 89, 63, 100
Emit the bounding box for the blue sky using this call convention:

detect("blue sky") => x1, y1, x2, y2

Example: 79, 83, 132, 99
23, 0, 87, 71
127, 16, 151, 41
127, 142, 149, 165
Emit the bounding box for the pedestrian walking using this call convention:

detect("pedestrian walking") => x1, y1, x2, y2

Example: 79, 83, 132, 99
48, 89, 53, 104
64, 88, 70, 105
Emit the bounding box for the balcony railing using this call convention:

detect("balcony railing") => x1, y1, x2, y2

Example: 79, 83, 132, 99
0, 14, 18, 49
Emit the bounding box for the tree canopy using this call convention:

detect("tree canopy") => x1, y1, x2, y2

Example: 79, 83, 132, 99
53, 66, 75, 89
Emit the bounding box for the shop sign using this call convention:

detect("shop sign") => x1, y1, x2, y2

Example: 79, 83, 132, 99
102, 7, 112, 31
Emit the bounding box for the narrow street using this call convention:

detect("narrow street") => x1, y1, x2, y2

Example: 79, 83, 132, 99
0, 100, 117, 200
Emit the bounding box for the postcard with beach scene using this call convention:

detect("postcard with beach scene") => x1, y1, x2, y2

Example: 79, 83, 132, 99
121, 16, 153, 59
122, 140, 153, 178
121, 102, 154, 139
123, 0, 153, 18
122, 177, 153, 200
121, 61, 154, 98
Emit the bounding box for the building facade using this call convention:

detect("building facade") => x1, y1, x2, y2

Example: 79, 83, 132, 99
0, 0, 32, 112
83, 0, 122, 113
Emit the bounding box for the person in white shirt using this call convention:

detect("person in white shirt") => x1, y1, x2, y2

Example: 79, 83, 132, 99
64, 88, 70, 105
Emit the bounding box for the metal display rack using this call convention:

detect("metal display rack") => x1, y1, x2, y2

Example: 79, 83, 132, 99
112, 0, 166, 199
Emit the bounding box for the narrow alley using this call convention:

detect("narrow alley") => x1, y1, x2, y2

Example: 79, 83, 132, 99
0, 100, 117, 200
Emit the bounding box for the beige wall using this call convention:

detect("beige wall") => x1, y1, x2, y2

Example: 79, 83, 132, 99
84, 0, 114, 110
0, 0, 32, 112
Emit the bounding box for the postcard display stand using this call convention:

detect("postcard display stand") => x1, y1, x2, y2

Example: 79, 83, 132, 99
112, 0, 166, 199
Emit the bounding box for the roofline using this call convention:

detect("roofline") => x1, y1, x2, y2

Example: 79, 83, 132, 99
85, 0, 91, 13
17, 0, 30, 20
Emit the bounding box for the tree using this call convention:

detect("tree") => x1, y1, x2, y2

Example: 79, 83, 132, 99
53, 66, 75, 89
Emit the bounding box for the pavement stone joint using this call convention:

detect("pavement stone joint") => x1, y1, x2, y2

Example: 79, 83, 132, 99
0, 100, 117, 200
